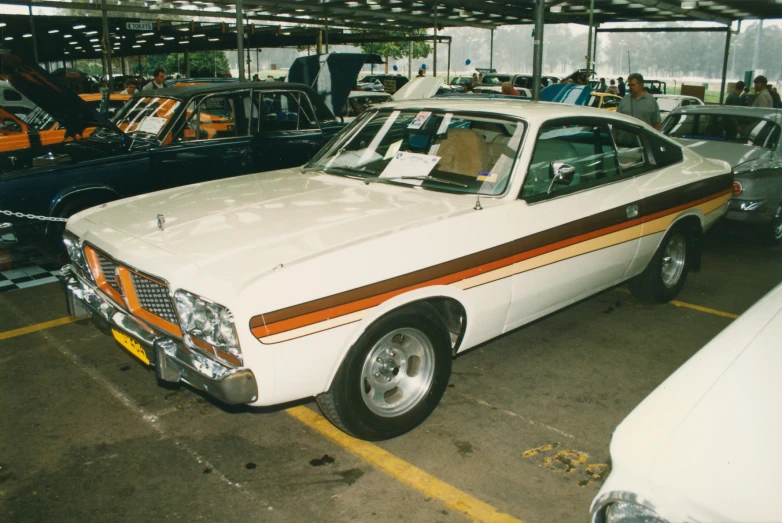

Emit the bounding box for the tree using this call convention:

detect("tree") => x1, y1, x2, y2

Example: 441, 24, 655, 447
358, 30, 432, 60
143, 51, 231, 77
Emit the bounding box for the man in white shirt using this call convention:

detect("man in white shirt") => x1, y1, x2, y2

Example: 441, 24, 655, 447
752, 75, 774, 108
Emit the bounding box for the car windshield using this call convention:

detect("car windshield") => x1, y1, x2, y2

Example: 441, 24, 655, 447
306, 108, 525, 196
481, 75, 510, 85
662, 113, 781, 149
656, 98, 681, 112
113, 96, 181, 139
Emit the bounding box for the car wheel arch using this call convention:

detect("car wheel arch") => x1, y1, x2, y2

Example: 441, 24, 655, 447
49, 186, 122, 218
664, 213, 703, 272
322, 287, 469, 391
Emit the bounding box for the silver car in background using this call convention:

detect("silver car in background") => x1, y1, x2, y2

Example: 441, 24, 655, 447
661, 106, 782, 244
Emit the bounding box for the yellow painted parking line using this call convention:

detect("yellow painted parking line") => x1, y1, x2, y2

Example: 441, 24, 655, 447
613, 288, 739, 319
0, 315, 85, 341
669, 299, 739, 319
286, 406, 522, 523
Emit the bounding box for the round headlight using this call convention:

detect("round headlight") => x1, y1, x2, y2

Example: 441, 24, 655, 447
605, 501, 668, 523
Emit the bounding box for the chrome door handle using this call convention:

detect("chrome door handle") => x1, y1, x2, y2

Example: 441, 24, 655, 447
626, 204, 639, 219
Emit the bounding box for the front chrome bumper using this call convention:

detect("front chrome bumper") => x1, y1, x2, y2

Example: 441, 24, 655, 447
725, 198, 772, 224
60, 265, 258, 405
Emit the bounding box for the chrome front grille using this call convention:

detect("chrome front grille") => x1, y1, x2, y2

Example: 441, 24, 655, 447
96, 252, 121, 293
130, 272, 179, 325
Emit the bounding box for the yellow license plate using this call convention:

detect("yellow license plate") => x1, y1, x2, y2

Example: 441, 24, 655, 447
111, 329, 150, 366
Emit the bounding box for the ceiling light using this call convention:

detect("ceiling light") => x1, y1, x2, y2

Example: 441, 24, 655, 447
155, 42, 164, 46
163, 36, 175, 40
0, 23, 6, 28
63, 33, 72, 37
69, 41, 78, 45
142, 32, 154, 36
22, 33, 32, 38
132, 44, 141, 48
208, 37, 219, 41
551, 5, 562, 12
85, 30, 98, 35
4, 36, 13, 41
48, 29, 59, 34
178, 27, 189, 31
136, 39, 147, 43
193, 33, 205, 37
178, 40, 189, 44
73, 24, 86, 29
681, 1, 698, 8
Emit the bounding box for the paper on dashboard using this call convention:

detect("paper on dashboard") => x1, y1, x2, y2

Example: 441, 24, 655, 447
379, 151, 440, 185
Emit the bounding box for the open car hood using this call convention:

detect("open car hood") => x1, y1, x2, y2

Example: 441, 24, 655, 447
0, 50, 122, 138
392, 77, 444, 101
288, 53, 383, 118
540, 83, 592, 105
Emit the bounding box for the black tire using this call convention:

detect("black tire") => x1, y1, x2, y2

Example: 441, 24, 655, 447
766, 202, 782, 247
628, 226, 690, 303
316, 304, 452, 441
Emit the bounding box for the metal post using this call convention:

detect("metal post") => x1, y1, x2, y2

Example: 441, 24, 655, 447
316, 30, 322, 56
586, 0, 595, 71
256, 48, 259, 75
489, 29, 494, 71
246, 46, 251, 76
532, 0, 544, 101
102, 0, 113, 90
447, 39, 451, 83
323, 0, 329, 53
593, 27, 598, 67
433, 3, 438, 77
408, 39, 413, 78
235, 0, 245, 81
27, 1, 39, 64
752, 19, 763, 72
719, 28, 731, 104
184, 49, 190, 78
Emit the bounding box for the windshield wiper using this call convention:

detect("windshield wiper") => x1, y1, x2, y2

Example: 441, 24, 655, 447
364, 175, 468, 188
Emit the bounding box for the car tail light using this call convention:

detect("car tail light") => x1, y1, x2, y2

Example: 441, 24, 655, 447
732, 182, 742, 195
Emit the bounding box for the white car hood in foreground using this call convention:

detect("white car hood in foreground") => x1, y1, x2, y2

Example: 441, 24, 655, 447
392, 77, 443, 100
603, 283, 782, 521
674, 138, 768, 169
73, 169, 481, 286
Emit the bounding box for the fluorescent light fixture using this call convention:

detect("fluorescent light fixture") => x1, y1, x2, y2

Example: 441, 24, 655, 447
22, 33, 32, 38
155, 42, 164, 46
48, 29, 59, 34
4, 36, 13, 41
178, 40, 189, 44
136, 39, 147, 43
163, 36, 175, 40
69, 41, 78, 45
89, 38, 99, 42
681, 1, 698, 8
64, 34, 72, 37
193, 33, 206, 37
73, 24, 86, 29
142, 32, 155, 36
208, 37, 219, 41
178, 27, 189, 31
0, 23, 6, 28
132, 44, 141, 48
85, 30, 98, 35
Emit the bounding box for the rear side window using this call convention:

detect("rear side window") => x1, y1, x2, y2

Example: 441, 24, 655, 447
644, 131, 683, 168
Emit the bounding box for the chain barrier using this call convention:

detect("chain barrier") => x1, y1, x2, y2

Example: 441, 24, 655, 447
0, 209, 68, 222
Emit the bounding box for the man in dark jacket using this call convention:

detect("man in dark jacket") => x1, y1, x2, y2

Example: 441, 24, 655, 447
617, 77, 626, 97
725, 81, 747, 106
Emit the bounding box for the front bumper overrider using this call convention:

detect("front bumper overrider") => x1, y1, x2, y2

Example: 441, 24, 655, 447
60, 264, 258, 405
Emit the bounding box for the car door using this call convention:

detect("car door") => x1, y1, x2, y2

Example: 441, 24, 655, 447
504, 118, 644, 331
151, 90, 253, 188
250, 90, 325, 171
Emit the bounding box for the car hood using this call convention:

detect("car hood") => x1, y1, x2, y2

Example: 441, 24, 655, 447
392, 77, 443, 101
287, 53, 384, 118
673, 137, 768, 169
74, 169, 483, 286
539, 83, 592, 105
0, 51, 121, 138
609, 283, 782, 521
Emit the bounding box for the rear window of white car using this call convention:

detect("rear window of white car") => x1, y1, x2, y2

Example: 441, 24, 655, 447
307, 109, 526, 196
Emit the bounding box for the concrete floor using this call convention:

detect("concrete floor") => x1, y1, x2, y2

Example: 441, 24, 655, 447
1, 220, 780, 523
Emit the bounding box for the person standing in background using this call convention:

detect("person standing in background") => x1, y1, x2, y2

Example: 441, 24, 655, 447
725, 81, 746, 106
607, 79, 619, 95
617, 72, 661, 130
617, 77, 626, 97
752, 75, 773, 108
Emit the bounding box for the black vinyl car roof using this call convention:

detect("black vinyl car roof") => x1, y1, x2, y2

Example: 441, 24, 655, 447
138, 81, 337, 122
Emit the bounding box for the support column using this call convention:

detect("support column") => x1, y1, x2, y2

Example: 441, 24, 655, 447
719, 28, 731, 104
433, 3, 438, 77
586, 0, 595, 71
532, 0, 544, 101
27, 1, 39, 64
323, 0, 329, 53
101, 0, 113, 90
752, 19, 763, 72
489, 28, 494, 71
447, 39, 451, 83
185, 49, 190, 78
235, 0, 246, 81
408, 39, 413, 78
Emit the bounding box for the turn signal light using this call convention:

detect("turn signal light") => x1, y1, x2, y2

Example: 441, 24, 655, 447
732, 182, 743, 196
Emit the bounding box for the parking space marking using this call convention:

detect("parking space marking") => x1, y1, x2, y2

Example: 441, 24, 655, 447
669, 299, 739, 319
460, 394, 575, 439
613, 288, 739, 319
0, 315, 84, 341
286, 406, 523, 523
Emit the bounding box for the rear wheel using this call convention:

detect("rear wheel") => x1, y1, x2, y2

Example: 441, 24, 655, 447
316, 305, 452, 441
629, 226, 690, 303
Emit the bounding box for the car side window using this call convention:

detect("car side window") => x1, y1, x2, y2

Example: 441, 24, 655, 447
176, 94, 243, 142
253, 91, 318, 132
602, 98, 618, 110
520, 122, 621, 202
607, 123, 651, 176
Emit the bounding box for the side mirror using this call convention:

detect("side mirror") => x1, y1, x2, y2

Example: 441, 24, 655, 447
547, 162, 576, 194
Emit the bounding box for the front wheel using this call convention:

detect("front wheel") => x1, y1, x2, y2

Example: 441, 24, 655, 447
629, 226, 690, 303
766, 202, 782, 246
316, 305, 452, 441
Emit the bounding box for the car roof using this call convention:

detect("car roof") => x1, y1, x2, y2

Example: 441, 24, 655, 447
671, 105, 782, 122
376, 98, 652, 126
141, 81, 316, 98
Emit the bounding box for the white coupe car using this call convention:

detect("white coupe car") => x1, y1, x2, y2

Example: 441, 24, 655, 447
61, 100, 732, 440
590, 281, 782, 522
654, 94, 705, 120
